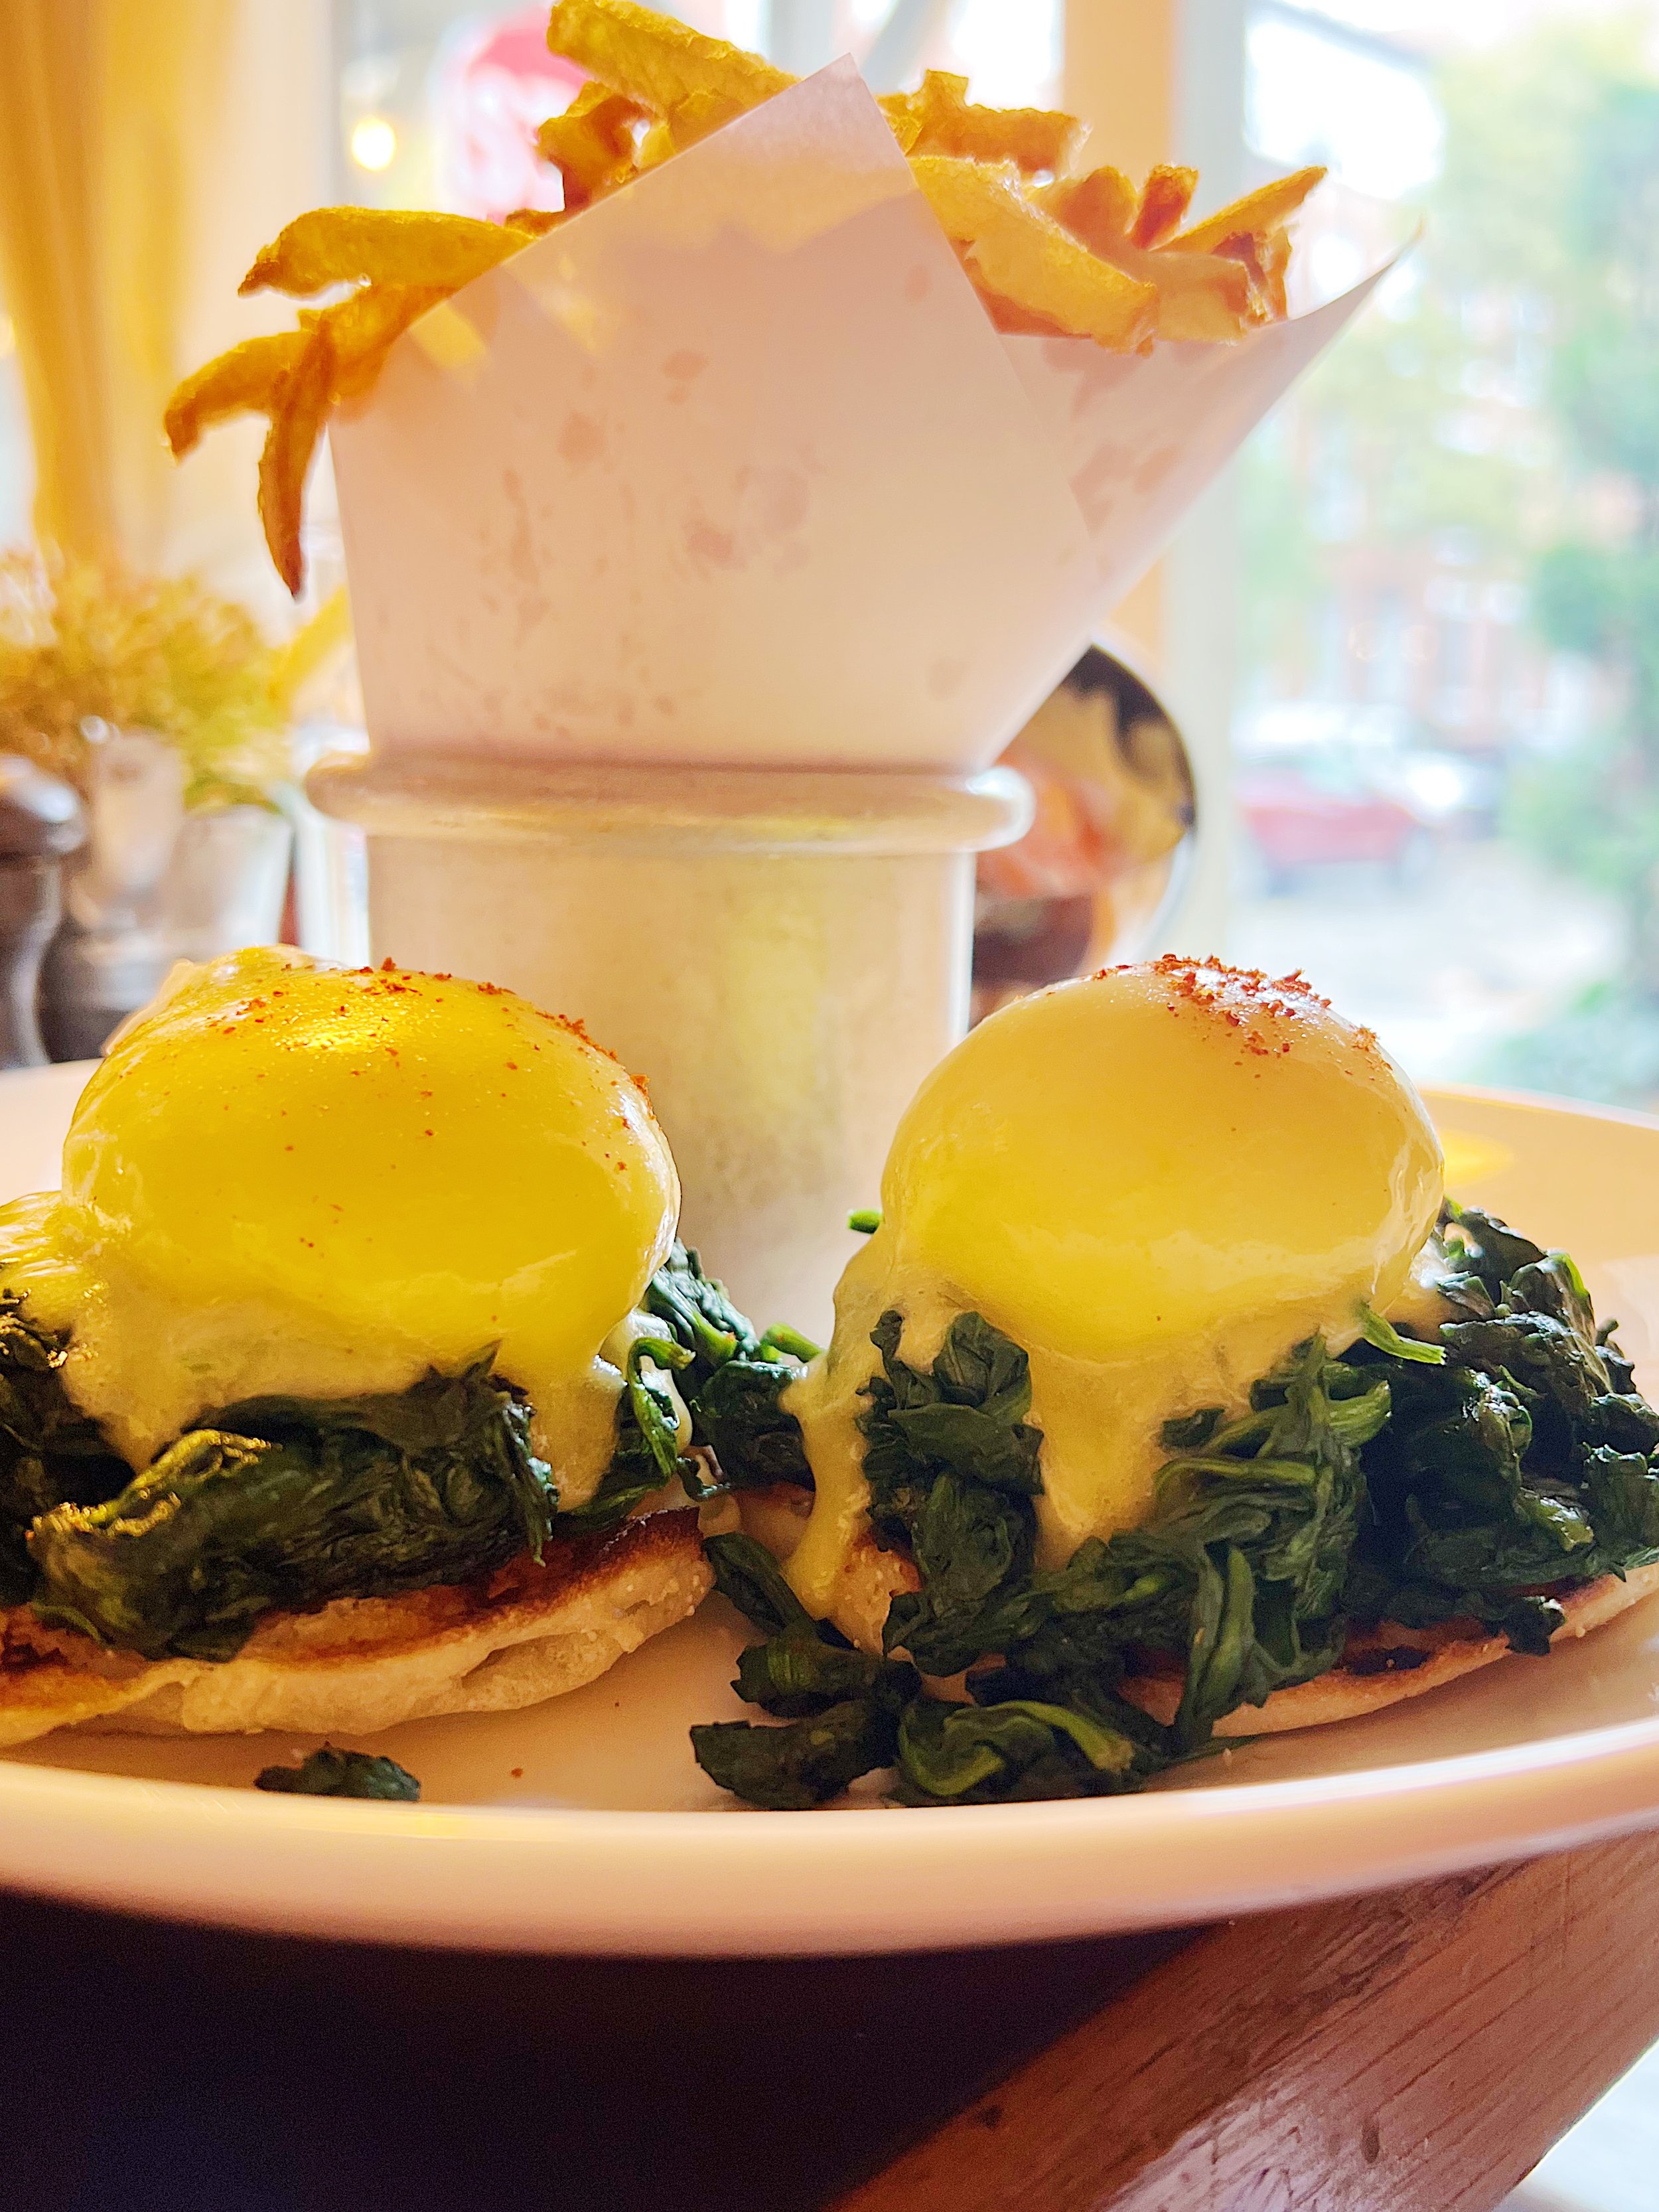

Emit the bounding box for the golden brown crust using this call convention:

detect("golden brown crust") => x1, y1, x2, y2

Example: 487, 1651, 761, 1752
0, 1509, 711, 1749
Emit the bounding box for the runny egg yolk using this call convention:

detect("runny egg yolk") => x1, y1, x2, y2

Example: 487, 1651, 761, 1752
786, 960, 1443, 1622
3, 948, 678, 1484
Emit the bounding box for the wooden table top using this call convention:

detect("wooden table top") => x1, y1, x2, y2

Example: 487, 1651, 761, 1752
5, 1830, 1658, 2212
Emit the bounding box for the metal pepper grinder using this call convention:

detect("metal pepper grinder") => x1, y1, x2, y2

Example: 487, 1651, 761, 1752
0, 756, 86, 1071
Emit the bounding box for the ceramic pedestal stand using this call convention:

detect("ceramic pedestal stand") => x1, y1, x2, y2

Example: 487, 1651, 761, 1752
307, 756, 1031, 1334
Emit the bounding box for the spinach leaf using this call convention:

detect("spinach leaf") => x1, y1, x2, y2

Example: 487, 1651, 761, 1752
691, 1357, 815, 1489
1358, 1306, 1445, 1364
0, 1293, 131, 1605
703, 1530, 813, 1636
735, 1629, 906, 1718
1349, 1208, 1659, 1649
856, 1312, 1044, 1674
28, 1357, 557, 1661
861, 1311, 1043, 1542
883, 1471, 1037, 1675
254, 1745, 420, 1800
895, 1693, 1140, 1803
624, 1335, 699, 1490
691, 1698, 905, 1812
1441, 1203, 1546, 1294
691, 1532, 919, 1802
581, 1245, 814, 1530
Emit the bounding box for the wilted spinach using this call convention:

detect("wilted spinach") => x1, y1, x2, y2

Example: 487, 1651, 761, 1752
569, 1243, 814, 1530
690, 1533, 918, 1808
0, 1293, 132, 1604
691, 1323, 1193, 1809
1345, 1207, 1659, 1649
7, 1242, 814, 1674
255, 1744, 421, 1800
28, 1355, 558, 1660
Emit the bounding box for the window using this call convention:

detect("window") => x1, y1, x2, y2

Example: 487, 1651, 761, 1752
1229, 0, 1659, 1105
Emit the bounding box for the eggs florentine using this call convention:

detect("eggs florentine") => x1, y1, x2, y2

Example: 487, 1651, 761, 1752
785, 960, 1443, 1616
0, 948, 678, 1488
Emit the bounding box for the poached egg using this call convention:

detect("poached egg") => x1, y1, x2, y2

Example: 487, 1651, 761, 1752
0, 948, 679, 1495
785, 959, 1443, 1615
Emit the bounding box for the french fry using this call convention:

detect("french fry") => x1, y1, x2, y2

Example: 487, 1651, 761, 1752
536, 79, 648, 210
1122, 246, 1258, 343
970, 281, 1076, 338
163, 332, 309, 459
1216, 226, 1293, 321
1038, 179, 1260, 343
664, 86, 751, 151
1165, 165, 1325, 256
1040, 167, 1139, 252
257, 331, 335, 597
545, 0, 790, 115
636, 116, 676, 171
883, 103, 925, 155
502, 208, 568, 237
1130, 164, 1197, 249
882, 71, 1084, 177
911, 157, 1157, 352
305, 284, 452, 400
240, 208, 528, 298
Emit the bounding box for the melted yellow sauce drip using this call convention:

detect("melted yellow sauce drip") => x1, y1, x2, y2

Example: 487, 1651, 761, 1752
788, 963, 1444, 1627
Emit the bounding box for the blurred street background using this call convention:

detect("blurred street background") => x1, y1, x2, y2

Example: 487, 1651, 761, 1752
1226, 2, 1659, 1107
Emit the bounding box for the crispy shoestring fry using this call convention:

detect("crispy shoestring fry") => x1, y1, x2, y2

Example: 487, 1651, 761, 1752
545, 0, 789, 114
536, 78, 649, 208
1166, 165, 1325, 256
240, 207, 528, 297
1130, 164, 1198, 249
257, 330, 335, 598
910, 157, 1157, 352
164, 332, 309, 459
166, 0, 1327, 590
881, 71, 1084, 176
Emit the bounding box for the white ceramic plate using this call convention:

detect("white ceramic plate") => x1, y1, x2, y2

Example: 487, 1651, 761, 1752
2, 1065, 1658, 1954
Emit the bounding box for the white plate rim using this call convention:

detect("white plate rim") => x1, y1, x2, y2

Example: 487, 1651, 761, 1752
0, 1713, 1657, 1954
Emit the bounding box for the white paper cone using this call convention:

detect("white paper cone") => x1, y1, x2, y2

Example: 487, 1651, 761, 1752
999, 261, 1395, 607
332, 61, 1396, 775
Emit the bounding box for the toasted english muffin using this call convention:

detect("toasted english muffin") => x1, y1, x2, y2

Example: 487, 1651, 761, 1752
0, 1509, 709, 1749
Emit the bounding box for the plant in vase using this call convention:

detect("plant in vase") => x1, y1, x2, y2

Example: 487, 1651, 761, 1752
0, 550, 346, 1057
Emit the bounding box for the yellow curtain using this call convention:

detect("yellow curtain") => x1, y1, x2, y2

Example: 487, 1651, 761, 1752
0, 0, 332, 606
